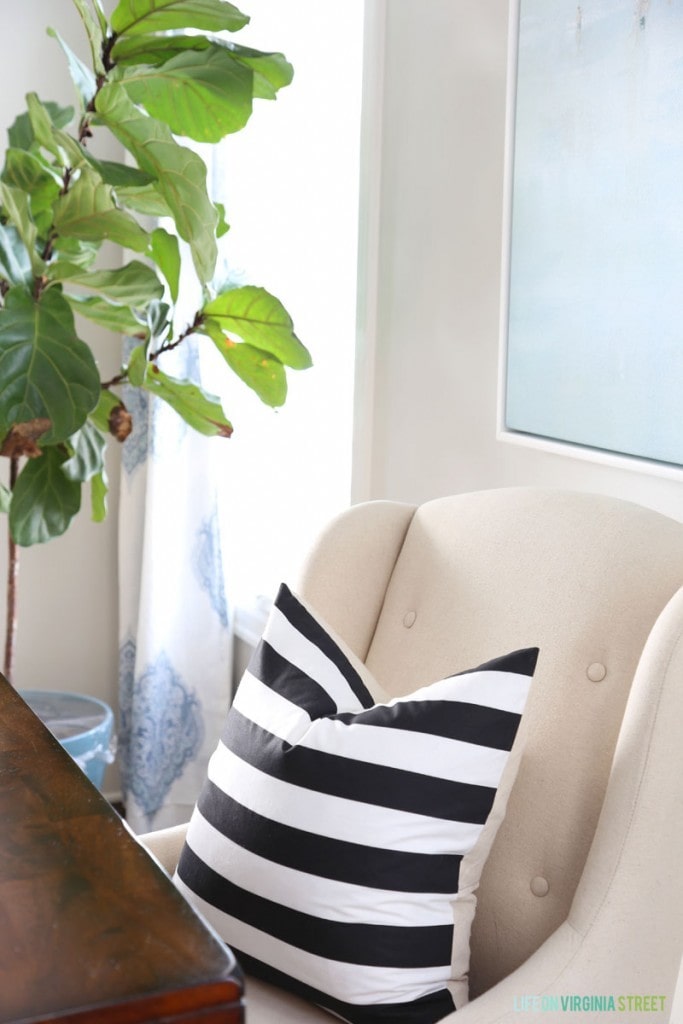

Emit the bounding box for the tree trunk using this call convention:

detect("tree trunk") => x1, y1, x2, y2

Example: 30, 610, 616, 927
4, 457, 19, 683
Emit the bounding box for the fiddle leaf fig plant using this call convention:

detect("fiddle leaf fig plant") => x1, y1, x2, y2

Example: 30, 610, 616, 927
0, 0, 311, 678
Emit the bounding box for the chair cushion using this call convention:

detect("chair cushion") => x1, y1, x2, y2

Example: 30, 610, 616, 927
174, 584, 537, 1023
244, 974, 338, 1022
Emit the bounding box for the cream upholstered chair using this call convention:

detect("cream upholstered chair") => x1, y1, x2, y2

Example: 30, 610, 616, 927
141, 487, 683, 1023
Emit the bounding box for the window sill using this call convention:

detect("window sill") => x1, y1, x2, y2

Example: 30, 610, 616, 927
233, 596, 272, 649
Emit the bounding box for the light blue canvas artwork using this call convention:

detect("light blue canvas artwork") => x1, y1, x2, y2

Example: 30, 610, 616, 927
505, 0, 683, 465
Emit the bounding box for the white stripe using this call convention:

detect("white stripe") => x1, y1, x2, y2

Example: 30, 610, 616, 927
390, 668, 531, 714
209, 743, 484, 855
300, 719, 509, 789
263, 605, 365, 710
234, 671, 510, 789
233, 672, 310, 742
173, 876, 451, 1006
185, 809, 456, 929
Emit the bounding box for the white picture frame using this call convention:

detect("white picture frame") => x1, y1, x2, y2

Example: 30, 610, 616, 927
498, 0, 683, 480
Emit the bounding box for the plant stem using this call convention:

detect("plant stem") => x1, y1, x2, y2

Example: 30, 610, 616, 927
148, 312, 205, 362
4, 457, 19, 684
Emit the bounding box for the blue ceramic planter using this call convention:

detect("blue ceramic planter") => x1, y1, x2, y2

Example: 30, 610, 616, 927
20, 690, 115, 790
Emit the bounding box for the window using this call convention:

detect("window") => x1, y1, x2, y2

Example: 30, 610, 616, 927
205, 0, 365, 620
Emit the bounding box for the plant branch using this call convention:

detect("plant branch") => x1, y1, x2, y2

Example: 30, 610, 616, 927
101, 371, 128, 390
102, 32, 118, 73
102, 311, 203, 389
4, 456, 19, 684
148, 312, 205, 362
78, 33, 117, 142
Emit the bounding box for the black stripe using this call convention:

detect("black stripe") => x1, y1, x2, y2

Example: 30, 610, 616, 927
336, 700, 523, 752
237, 950, 457, 1024
246, 640, 338, 719
197, 780, 462, 894
225, 710, 497, 825
275, 583, 374, 709
178, 844, 453, 969
456, 646, 539, 678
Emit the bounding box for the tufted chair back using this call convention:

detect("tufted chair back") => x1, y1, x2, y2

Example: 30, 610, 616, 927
294, 487, 683, 1002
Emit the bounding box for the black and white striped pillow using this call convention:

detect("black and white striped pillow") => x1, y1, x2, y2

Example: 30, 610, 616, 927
175, 584, 538, 1024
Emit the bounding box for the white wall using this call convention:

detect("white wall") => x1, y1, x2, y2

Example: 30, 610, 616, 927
358, 0, 683, 521
0, 1, 121, 739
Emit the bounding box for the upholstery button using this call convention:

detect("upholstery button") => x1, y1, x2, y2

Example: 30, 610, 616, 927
530, 876, 549, 897
587, 662, 607, 682
403, 611, 417, 628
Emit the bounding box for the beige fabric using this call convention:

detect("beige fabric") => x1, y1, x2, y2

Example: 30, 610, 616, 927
356, 489, 683, 996
139, 822, 188, 876
293, 498, 415, 661
243, 975, 336, 1022
139, 487, 683, 1022
449, 721, 529, 1010
437, 583, 683, 1023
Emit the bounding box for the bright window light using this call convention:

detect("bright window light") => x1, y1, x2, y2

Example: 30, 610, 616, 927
205, 0, 365, 611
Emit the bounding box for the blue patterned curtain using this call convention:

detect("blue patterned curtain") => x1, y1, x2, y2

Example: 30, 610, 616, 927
118, 338, 233, 833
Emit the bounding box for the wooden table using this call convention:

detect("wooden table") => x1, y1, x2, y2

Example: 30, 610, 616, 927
0, 674, 244, 1024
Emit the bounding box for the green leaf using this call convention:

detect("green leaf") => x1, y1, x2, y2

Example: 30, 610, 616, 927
126, 343, 147, 387
111, 31, 212, 65
9, 445, 82, 546
202, 316, 286, 405
8, 100, 74, 151
115, 182, 173, 218
125, 340, 232, 435
65, 293, 147, 335
91, 468, 108, 522
202, 286, 311, 369
51, 236, 100, 270
47, 28, 98, 108
0, 183, 42, 276
95, 84, 217, 281
52, 166, 150, 252
50, 128, 91, 171
0, 225, 32, 287
0, 288, 101, 444
110, 0, 249, 37
151, 227, 180, 301
2, 149, 61, 196
86, 158, 155, 189
46, 262, 87, 284
0, 483, 11, 515
223, 42, 294, 100
58, 260, 164, 305
145, 299, 171, 340
120, 46, 253, 143
2, 149, 61, 232
69, 0, 105, 75
112, 34, 292, 101
111, 34, 293, 101
92, 0, 109, 35
214, 202, 229, 238
218, 337, 287, 407
26, 93, 64, 160
143, 363, 233, 436
62, 420, 106, 482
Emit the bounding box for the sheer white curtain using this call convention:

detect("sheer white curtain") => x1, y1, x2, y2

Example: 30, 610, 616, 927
118, 336, 233, 834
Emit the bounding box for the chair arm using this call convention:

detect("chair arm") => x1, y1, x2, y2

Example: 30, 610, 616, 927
439, 922, 581, 1022
138, 822, 189, 875
445, 913, 674, 1023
